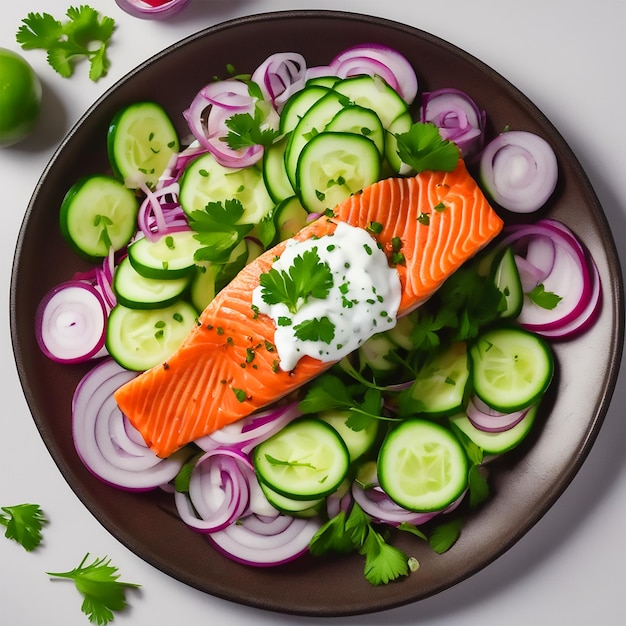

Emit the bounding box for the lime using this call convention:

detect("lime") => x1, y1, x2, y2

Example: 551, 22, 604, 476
0, 48, 42, 147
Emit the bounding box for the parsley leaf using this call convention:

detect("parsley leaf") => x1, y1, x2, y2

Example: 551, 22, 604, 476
259, 247, 333, 314
395, 122, 460, 173
309, 510, 357, 555
0, 503, 47, 552
16, 6, 116, 82
528, 283, 562, 310
360, 527, 410, 585
223, 104, 279, 150
47, 554, 140, 625
293, 316, 335, 343
187, 198, 253, 264
428, 518, 463, 554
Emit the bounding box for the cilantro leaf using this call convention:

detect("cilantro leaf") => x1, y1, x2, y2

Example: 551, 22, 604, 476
428, 518, 463, 554
223, 105, 279, 150
0, 503, 47, 552
309, 511, 357, 555
188, 199, 253, 264
259, 247, 333, 314
397, 521, 429, 541
297, 373, 354, 414
47, 554, 140, 626
360, 527, 410, 585
16, 6, 116, 81
395, 122, 460, 173
293, 316, 335, 343
528, 283, 562, 310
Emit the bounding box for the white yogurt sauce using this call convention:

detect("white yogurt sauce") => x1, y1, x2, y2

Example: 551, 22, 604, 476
252, 221, 401, 371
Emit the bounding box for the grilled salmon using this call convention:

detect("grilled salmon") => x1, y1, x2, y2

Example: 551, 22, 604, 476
114, 159, 503, 457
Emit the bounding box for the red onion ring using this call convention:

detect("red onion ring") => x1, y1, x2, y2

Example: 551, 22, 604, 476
207, 514, 320, 567
72, 359, 185, 490
479, 130, 558, 213
329, 43, 418, 104
421, 88, 486, 157
175, 447, 254, 533
36, 281, 108, 364
251, 52, 307, 110
466, 396, 530, 433
114, 0, 190, 20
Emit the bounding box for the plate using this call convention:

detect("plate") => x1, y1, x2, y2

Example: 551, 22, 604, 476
10, 10, 624, 617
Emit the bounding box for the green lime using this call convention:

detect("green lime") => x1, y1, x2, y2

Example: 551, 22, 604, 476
0, 48, 42, 147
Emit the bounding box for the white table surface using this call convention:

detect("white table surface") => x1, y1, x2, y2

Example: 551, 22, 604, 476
1, 1, 624, 624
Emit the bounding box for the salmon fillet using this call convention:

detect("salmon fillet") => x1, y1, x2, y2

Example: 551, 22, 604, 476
114, 159, 503, 457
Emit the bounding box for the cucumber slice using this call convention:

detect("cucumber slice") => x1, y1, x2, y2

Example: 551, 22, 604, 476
262, 135, 294, 203
470, 326, 554, 413
113, 256, 191, 310
179, 151, 274, 225
258, 481, 324, 517
385, 111, 413, 174
491, 246, 524, 319
189, 261, 217, 313
284, 89, 348, 186
408, 341, 470, 417
295, 131, 381, 213
279, 84, 332, 135
449, 403, 539, 456
333, 74, 409, 129
273, 195, 309, 242
253, 417, 350, 500
378, 419, 469, 512
358, 333, 400, 378
128, 230, 200, 280
59, 175, 139, 261
107, 101, 179, 189
319, 409, 379, 462
106, 300, 198, 371
325, 104, 385, 155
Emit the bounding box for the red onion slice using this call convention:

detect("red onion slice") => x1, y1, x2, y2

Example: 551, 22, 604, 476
36, 281, 108, 364
421, 88, 486, 157
72, 359, 185, 490
466, 396, 530, 432
329, 43, 418, 104
207, 514, 320, 567
251, 52, 307, 109
114, 0, 190, 19
479, 130, 558, 213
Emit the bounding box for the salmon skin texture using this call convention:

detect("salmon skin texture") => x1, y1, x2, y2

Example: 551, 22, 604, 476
114, 160, 504, 457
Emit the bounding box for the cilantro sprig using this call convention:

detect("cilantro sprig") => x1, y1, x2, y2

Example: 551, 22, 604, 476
16, 6, 116, 82
259, 247, 334, 314
47, 553, 140, 625
187, 198, 253, 264
309, 503, 410, 585
0, 503, 47, 552
223, 104, 280, 151
395, 122, 460, 173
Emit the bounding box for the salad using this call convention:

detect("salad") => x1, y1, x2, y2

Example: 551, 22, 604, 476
34, 43, 601, 585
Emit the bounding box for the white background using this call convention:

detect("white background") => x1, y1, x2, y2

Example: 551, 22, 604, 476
1, 1, 624, 624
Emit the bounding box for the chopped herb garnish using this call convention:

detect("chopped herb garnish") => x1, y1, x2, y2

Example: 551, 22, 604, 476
232, 387, 247, 402
528, 283, 562, 309
293, 316, 336, 343
417, 212, 430, 226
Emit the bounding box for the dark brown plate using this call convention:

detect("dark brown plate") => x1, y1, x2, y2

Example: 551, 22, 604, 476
10, 10, 624, 617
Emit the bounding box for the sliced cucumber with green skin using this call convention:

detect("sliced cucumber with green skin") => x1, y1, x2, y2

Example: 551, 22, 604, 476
189, 261, 217, 313
491, 246, 524, 319
408, 341, 470, 417
386, 313, 419, 351
253, 417, 350, 500
284, 89, 348, 186
179, 151, 274, 225
319, 409, 379, 462
470, 326, 554, 413
449, 403, 539, 456
106, 300, 198, 371
333, 74, 410, 130
385, 111, 413, 174
358, 333, 400, 378
279, 84, 332, 135
59, 175, 139, 261
107, 101, 179, 190
304, 76, 338, 89
378, 419, 469, 512
258, 481, 324, 517
262, 135, 294, 203
325, 104, 385, 155
295, 131, 381, 213
113, 256, 191, 310
128, 230, 200, 280
273, 195, 309, 242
